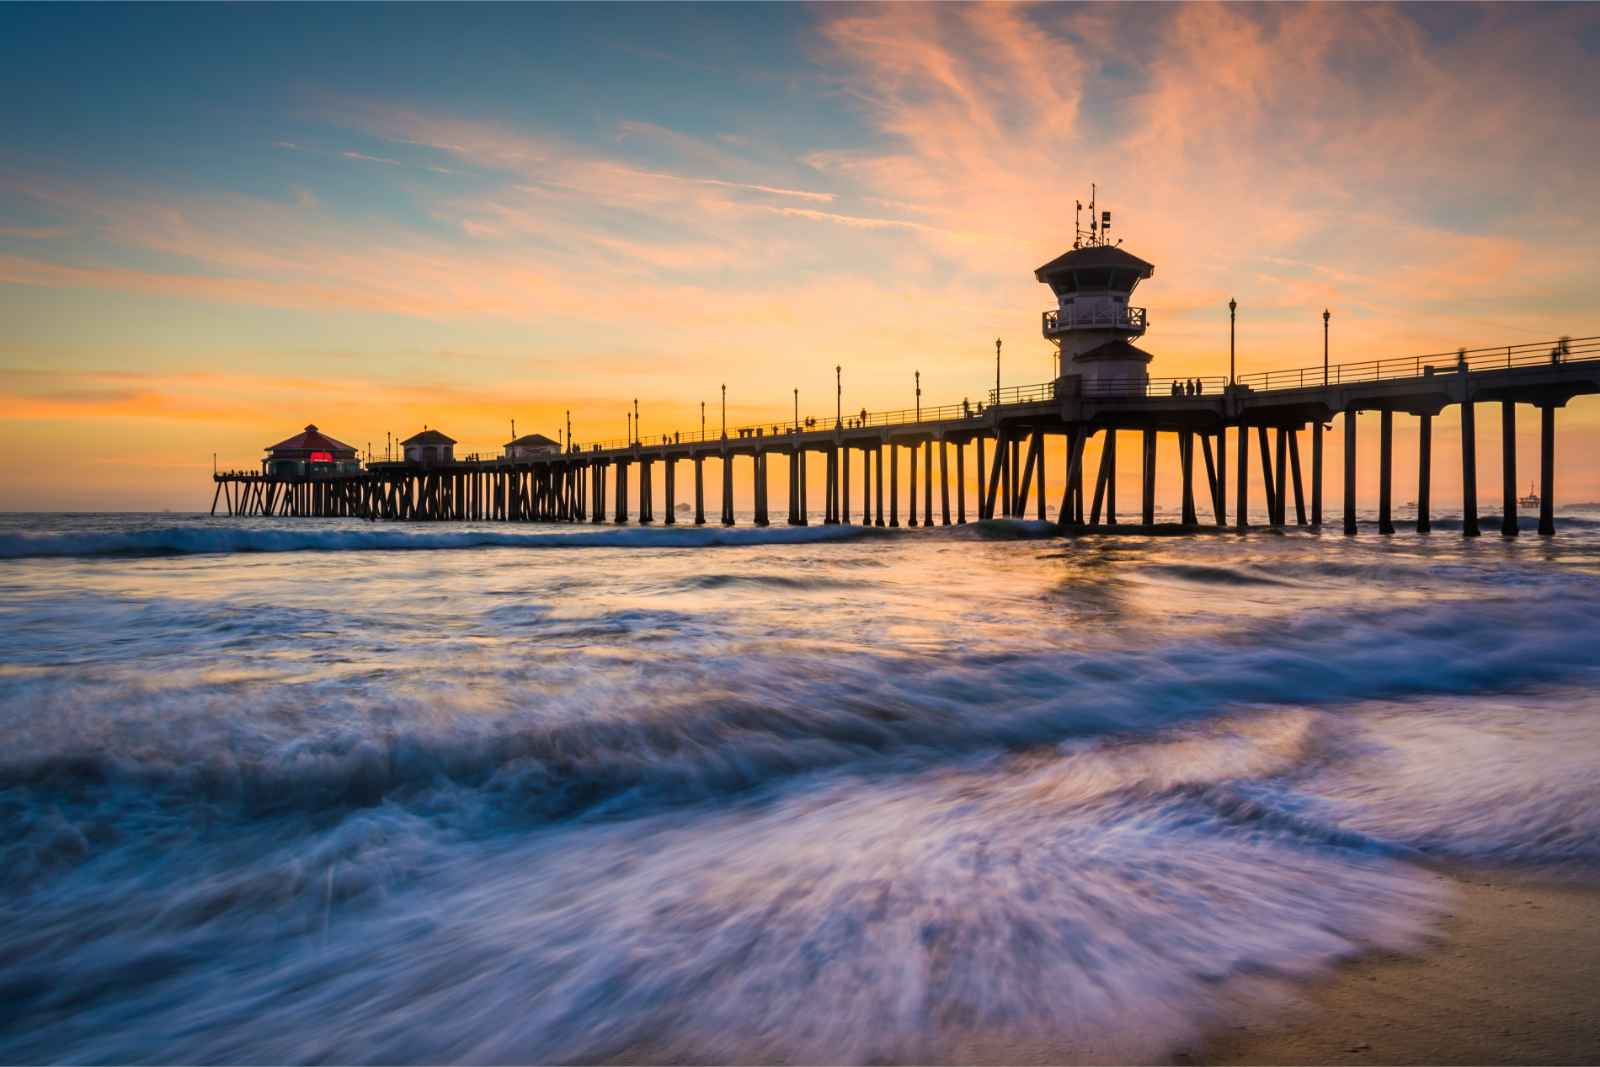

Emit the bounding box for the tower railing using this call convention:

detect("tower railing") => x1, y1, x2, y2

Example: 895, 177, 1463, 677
1042, 306, 1147, 335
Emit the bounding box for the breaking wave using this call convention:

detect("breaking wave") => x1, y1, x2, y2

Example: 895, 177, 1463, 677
0, 521, 881, 559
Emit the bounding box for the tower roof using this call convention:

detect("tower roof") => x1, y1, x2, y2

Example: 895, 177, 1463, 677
1075, 339, 1154, 364
1034, 244, 1155, 282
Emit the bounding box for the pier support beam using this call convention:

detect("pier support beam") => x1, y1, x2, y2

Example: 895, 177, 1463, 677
1056, 428, 1087, 529
908, 443, 917, 526
639, 459, 653, 524
1287, 429, 1306, 526
1501, 400, 1518, 537
1033, 433, 1046, 521
1461, 395, 1480, 537
1201, 433, 1221, 525
615, 461, 629, 524
925, 440, 937, 526
1236, 424, 1250, 531
1378, 410, 1395, 535
939, 439, 951, 525
862, 446, 873, 525
1311, 422, 1324, 528
875, 443, 885, 527
664, 458, 676, 525
755, 452, 769, 526
1180, 431, 1196, 525
890, 444, 901, 527
798, 447, 808, 526
841, 444, 851, 524
1343, 410, 1357, 535
721, 453, 735, 526
1258, 426, 1279, 527
1540, 404, 1555, 536
956, 439, 967, 523
694, 457, 705, 525
1417, 414, 1432, 533
1141, 428, 1157, 526
975, 436, 987, 520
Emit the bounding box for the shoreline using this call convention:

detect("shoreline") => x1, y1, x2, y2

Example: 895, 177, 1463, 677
1197, 864, 1600, 1066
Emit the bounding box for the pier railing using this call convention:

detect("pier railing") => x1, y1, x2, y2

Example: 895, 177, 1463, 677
1233, 335, 1600, 392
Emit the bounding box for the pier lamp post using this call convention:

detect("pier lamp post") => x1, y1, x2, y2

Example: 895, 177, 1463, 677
1323, 308, 1331, 386
1229, 298, 1237, 385
836, 365, 842, 428
701, 401, 706, 439
794, 388, 799, 433
625, 411, 631, 446
721, 385, 726, 439
633, 398, 639, 446
995, 338, 1002, 405
915, 370, 922, 421
566, 410, 572, 453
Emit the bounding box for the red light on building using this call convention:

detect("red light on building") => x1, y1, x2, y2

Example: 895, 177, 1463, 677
309, 451, 333, 463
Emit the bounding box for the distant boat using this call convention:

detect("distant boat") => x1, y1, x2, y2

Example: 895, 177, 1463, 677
1518, 481, 1540, 508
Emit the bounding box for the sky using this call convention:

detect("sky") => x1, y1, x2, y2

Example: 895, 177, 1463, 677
3, 2, 1599, 512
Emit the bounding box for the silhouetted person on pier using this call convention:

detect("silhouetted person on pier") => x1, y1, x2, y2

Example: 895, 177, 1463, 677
1196, 379, 1204, 396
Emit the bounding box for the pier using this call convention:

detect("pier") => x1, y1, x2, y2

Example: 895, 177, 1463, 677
212, 333, 1599, 537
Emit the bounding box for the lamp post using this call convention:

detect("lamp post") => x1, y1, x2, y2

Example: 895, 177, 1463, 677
793, 388, 799, 433
995, 338, 1002, 405
1228, 298, 1237, 385
721, 384, 726, 439
566, 410, 572, 453
633, 398, 639, 446
915, 370, 921, 421
701, 401, 705, 439
1323, 308, 1330, 386
836, 365, 842, 428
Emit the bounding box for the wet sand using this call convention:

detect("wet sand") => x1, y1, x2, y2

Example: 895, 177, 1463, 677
1200, 866, 1600, 1066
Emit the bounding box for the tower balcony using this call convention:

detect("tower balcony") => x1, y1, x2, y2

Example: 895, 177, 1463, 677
1042, 305, 1147, 337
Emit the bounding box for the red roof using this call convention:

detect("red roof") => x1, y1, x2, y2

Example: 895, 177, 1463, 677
265, 424, 357, 456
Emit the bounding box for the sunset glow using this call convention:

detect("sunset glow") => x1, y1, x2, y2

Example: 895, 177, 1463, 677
3, 3, 1598, 510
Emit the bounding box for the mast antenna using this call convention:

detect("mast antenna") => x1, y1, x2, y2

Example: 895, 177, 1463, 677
1089, 183, 1097, 244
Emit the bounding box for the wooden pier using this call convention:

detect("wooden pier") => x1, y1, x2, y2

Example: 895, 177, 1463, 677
213, 336, 1599, 537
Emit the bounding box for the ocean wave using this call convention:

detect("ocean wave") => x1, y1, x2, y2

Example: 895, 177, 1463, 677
0, 522, 881, 559
4, 582, 1596, 841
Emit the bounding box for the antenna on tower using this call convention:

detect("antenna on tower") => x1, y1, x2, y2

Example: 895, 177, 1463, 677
1074, 200, 1084, 249
1088, 183, 1097, 244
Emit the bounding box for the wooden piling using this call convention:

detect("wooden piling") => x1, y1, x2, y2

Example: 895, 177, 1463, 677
875, 443, 885, 527
956, 439, 967, 523
1501, 400, 1518, 537
1141, 428, 1156, 525
1539, 404, 1555, 536
1180, 431, 1196, 525
721, 452, 735, 526
939, 438, 951, 525
1236, 424, 1250, 531
1343, 409, 1357, 535
890, 444, 900, 527
925, 440, 936, 526
1461, 394, 1480, 537
1378, 410, 1395, 534
1287, 428, 1306, 526
1417, 414, 1432, 533
908, 442, 918, 526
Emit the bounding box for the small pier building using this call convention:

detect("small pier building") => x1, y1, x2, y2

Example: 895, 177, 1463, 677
262, 425, 360, 477
504, 433, 561, 461
402, 429, 456, 466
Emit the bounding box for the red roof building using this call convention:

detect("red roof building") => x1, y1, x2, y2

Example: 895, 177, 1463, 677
263, 424, 361, 476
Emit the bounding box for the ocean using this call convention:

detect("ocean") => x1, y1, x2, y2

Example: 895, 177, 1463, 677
2, 509, 1598, 1063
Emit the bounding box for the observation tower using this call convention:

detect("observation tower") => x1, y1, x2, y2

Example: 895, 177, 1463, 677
1036, 187, 1155, 393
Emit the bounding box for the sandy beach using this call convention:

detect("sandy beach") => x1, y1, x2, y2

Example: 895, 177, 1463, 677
1200, 866, 1600, 1066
